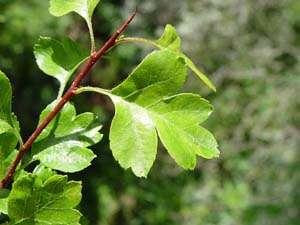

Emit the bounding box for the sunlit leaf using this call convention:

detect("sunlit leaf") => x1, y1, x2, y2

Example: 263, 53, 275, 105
34, 37, 88, 96
49, 0, 101, 51
30, 102, 102, 173
0, 71, 13, 124
109, 96, 157, 177
49, 0, 100, 21
156, 24, 181, 51
84, 50, 219, 176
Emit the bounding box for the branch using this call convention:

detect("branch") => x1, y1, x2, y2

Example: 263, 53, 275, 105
0, 9, 137, 189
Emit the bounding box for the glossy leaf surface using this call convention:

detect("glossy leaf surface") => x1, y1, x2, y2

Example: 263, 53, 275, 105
101, 50, 219, 176
34, 37, 88, 96
31, 102, 102, 173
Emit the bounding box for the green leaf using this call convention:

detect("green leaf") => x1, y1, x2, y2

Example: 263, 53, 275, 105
112, 50, 218, 174
30, 101, 102, 173
7, 172, 82, 225
49, 0, 100, 20
49, 0, 101, 51
79, 50, 219, 176
33, 165, 57, 182
0, 71, 20, 180
0, 189, 9, 215
0, 198, 8, 215
0, 147, 17, 180
150, 94, 219, 167
34, 37, 88, 97
184, 56, 217, 92
0, 72, 21, 215
156, 25, 216, 91
0, 71, 13, 124
0, 120, 19, 180
109, 96, 158, 177
112, 49, 187, 107
0, 189, 9, 199
122, 25, 216, 91
156, 24, 181, 51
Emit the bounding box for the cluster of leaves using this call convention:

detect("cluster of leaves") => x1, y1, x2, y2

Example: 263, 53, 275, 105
0, 0, 218, 224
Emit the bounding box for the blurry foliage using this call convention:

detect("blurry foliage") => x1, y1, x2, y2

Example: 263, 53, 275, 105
0, 0, 299, 225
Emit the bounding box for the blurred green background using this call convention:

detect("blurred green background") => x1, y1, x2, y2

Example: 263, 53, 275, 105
0, 0, 299, 224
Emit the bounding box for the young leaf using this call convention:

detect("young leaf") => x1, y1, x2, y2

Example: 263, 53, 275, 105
34, 37, 88, 97
121, 25, 216, 91
156, 25, 216, 91
78, 50, 219, 177
7, 172, 82, 225
156, 24, 181, 51
30, 101, 102, 173
49, 0, 101, 51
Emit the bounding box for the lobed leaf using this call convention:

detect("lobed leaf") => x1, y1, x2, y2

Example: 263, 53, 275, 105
88, 50, 219, 177
7, 171, 82, 225
34, 37, 88, 96
30, 101, 102, 173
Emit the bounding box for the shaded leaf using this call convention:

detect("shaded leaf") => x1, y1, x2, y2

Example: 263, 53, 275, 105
0, 72, 20, 180
31, 102, 102, 173
0, 189, 9, 199
7, 172, 82, 225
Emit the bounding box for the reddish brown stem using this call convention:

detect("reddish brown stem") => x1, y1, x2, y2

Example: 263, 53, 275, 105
0, 9, 137, 189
